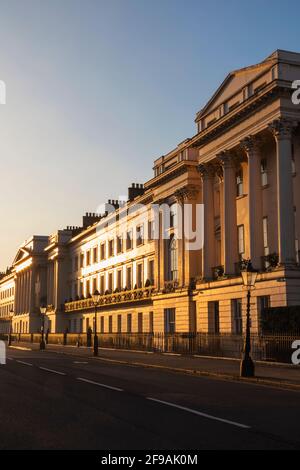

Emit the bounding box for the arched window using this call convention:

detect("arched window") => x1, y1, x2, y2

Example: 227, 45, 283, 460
169, 236, 178, 281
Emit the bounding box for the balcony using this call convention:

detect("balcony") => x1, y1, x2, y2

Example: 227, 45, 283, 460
162, 280, 179, 293
65, 286, 155, 313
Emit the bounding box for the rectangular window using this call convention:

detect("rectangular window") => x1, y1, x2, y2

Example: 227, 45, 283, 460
258, 296, 270, 332
263, 217, 269, 269
100, 316, 105, 333
136, 225, 144, 247
138, 312, 143, 333
117, 269, 122, 290
117, 314, 122, 333
126, 266, 132, 290
148, 259, 154, 285
148, 220, 155, 241
208, 301, 220, 334
232, 299, 243, 334
126, 230, 133, 250
86, 250, 91, 266
237, 225, 245, 257
236, 169, 243, 197
137, 263, 143, 288
127, 313, 132, 333
149, 311, 154, 333
93, 247, 98, 264
108, 239, 114, 257
261, 159, 268, 186
164, 308, 176, 334
116, 235, 123, 254
100, 243, 106, 260
100, 275, 105, 295
92, 278, 97, 294
108, 315, 113, 333
74, 255, 78, 272
80, 253, 84, 268
108, 272, 113, 292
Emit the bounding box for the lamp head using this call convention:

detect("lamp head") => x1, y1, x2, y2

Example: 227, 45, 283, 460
40, 305, 47, 315
91, 290, 101, 304
241, 260, 258, 288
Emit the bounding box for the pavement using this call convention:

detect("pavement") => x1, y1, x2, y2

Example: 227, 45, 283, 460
9, 340, 300, 389
1, 342, 300, 449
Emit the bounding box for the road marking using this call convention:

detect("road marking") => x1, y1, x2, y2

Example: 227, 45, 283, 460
7, 357, 13, 361
77, 377, 123, 392
39, 367, 66, 376
9, 346, 32, 351
73, 361, 89, 364
16, 360, 33, 367
163, 353, 181, 356
146, 397, 251, 429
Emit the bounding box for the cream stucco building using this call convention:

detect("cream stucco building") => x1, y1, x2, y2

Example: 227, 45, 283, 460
1, 49, 300, 336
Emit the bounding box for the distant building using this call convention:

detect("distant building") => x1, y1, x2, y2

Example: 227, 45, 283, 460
1, 49, 300, 335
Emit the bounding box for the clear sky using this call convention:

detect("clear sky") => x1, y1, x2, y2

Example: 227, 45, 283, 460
0, 0, 300, 270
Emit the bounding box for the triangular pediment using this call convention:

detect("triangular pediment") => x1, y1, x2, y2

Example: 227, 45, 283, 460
13, 248, 31, 265
197, 57, 276, 119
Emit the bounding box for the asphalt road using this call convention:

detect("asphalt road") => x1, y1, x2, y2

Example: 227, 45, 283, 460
1, 347, 300, 450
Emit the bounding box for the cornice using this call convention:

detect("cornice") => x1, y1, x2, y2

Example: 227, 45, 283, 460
190, 81, 283, 148
145, 160, 198, 190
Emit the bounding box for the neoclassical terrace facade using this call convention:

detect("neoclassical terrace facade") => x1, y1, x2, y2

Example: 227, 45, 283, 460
1, 49, 300, 335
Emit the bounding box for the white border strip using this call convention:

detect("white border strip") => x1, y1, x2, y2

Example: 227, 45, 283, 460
147, 397, 250, 429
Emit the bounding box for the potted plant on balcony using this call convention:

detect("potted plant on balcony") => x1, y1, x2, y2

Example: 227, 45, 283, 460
264, 252, 279, 270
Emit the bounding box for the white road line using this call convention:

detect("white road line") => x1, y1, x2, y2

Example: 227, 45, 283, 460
146, 397, 251, 429
163, 353, 181, 356
73, 361, 89, 364
9, 346, 32, 351
16, 360, 33, 367
6, 357, 13, 361
39, 367, 66, 376
77, 377, 123, 392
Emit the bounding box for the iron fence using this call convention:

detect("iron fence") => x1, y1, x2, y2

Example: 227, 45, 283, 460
2, 331, 300, 364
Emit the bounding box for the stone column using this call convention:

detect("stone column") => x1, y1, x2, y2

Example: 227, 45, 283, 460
19, 273, 24, 314
240, 135, 264, 270
14, 276, 19, 315
197, 163, 216, 279
269, 118, 296, 266
174, 190, 185, 287
218, 151, 238, 275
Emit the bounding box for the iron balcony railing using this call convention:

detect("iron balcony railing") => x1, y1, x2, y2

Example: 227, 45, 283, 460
64, 286, 155, 312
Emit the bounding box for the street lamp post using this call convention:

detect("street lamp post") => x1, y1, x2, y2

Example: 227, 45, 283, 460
240, 260, 258, 378
40, 305, 47, 350
91, 290, 101, 357
8, 308, 14, 346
